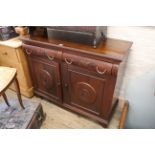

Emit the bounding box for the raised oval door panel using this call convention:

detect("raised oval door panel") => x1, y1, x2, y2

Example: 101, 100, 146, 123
62, 64, 107, 116
29, 57, 62, 103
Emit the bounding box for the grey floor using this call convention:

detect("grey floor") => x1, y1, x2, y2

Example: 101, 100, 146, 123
0, 89, 124, 129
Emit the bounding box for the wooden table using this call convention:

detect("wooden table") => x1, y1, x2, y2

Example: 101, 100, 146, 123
0, 66, 24, 109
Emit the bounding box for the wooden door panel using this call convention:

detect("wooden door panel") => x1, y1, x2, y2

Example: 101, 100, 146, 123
63, 64, 107, 115
29, 57, 62, 102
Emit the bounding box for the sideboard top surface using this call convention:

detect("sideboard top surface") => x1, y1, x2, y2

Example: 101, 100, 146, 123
21, 35, 133, 62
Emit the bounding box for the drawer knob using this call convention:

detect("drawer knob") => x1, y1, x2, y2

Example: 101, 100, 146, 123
96, 66, 106, 75
65, 58, 72, 65
25, 50, 32, 55
46, 52, 55, 61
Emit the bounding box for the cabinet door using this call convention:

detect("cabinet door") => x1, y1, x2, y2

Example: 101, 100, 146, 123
62, 63, 114, 116
29, 57, 62, 104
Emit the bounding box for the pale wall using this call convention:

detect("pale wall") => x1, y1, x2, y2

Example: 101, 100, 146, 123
108, 27, 155, 128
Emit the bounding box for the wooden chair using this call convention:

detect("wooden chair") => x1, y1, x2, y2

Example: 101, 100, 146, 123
0, 66, 24, 109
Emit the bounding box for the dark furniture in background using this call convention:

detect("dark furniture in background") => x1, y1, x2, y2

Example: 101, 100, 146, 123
28, 26, 107, 48
0, 27, 18, 41
47, 26, 107, 48
21, 34, 132, 127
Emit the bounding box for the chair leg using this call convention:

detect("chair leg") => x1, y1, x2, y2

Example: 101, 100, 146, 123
2, 93, 10, 107
14, 77, 25, 109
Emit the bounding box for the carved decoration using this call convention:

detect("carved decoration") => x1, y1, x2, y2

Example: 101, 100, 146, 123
62, 53, 113, 74
39, 69, 53, 90
23, 44, 45, 56
75, 82, 97, 104
111, 64, 119, 76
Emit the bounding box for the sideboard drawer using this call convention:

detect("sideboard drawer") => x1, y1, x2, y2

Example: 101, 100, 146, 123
23, 44, 45, 57
23, 44, 59, 61
62, 53, 113, 75
0, 45, 19, 63
44, 48, 59, 61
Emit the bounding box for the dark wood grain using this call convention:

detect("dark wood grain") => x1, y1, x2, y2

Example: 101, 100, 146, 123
22, 36, 132, 127
21, 35, 133, 62
27, 56, 62, 104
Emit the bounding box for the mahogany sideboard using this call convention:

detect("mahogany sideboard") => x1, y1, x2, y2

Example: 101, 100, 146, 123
21, 35, 132, 127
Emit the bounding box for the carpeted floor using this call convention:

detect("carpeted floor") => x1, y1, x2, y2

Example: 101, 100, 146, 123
0, 89, 124, 129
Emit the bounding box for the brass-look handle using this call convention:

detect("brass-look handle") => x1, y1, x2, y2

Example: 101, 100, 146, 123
46, 52, 55, 61
25, 49, 32, 55
65, 58, 72, 65
96, 66, 106, 75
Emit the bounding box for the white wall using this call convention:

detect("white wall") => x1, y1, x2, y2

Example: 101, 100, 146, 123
107, 27, 155, 128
